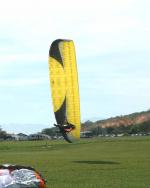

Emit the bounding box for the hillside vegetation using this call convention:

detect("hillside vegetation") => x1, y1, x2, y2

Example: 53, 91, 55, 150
82, 110, 150, 135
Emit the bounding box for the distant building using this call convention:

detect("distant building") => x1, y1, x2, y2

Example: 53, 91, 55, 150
28, 133, 51, 140
8, 134, 19, 140
80, 131, 93, 138
7, 133, 28, 141
17, 133, 28, 141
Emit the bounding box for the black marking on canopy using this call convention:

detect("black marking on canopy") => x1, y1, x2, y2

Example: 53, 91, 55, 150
49, 39, 64, 66
55, 97, 66, 125
54, 123, 75, 143
0, 165, 35, 171
62, 132, 73, 143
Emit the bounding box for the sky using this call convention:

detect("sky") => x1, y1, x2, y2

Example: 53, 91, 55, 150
0, 0, 150, 134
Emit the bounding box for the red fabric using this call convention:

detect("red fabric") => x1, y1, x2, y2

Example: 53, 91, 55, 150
35, 172, 46, 188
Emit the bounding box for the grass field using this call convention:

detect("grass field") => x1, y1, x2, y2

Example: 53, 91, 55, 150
0, 136, 150, 188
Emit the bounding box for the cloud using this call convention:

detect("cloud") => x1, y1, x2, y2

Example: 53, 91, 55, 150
0, 77, 48, 87
0, 53, 47, 64
0, 0, 150, 128
0, 0, 150, 60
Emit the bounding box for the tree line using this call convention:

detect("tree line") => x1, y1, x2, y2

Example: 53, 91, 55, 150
40, 120, 150, 137
1, 120, 150, 139
88, 121, 150, 136
0, 126, 8, 139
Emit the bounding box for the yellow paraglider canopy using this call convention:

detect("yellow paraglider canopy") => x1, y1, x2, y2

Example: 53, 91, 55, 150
48, 39, 80, 142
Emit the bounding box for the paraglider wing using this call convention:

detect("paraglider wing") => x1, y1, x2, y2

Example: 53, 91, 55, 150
48, 39, 81, 142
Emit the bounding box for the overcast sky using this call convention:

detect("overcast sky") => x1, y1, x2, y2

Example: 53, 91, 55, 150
0, 0, 150, 133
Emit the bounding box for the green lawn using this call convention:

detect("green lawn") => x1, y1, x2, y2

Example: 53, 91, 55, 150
0, 136, 150, 188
